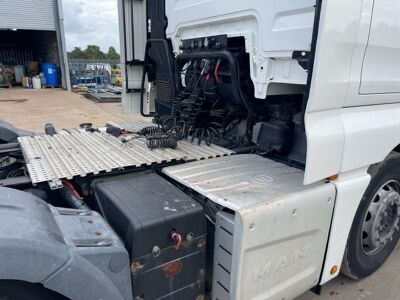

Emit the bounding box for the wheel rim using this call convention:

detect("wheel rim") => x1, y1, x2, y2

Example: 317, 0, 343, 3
362, 180, 400, 255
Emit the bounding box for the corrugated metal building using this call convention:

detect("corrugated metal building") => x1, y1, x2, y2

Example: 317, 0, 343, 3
0, 0, 70, 90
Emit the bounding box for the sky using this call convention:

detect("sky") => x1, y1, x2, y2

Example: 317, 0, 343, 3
63, 0, 120, 53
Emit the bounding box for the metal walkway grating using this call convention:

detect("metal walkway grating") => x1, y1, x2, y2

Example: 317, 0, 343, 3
18, 123, 234, 187
106, 120, 155, 132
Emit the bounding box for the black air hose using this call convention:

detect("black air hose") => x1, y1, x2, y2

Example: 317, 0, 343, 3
176, 50, 257, 117
60, 180, 90, 210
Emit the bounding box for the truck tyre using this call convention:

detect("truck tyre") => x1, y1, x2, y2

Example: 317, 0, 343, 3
342, 152, 400, 279
0, 280, 68, 300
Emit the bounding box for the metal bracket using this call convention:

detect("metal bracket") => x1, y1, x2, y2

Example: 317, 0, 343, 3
126, 59, 144, 66
72, 238, 114, 247
48, 179, 63, 190
292, 51, 311, 71
57, 208, 92, 216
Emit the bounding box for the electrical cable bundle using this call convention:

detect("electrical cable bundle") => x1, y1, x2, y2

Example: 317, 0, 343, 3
155, 55, 251, 148
123, 126, 180, 150
162, 59, 226, 146
137, 126, 165, 136
146, 133, 178, 149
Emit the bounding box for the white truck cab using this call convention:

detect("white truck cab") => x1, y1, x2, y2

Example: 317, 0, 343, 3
117, 0, 400, 298
0, 1, 399, 300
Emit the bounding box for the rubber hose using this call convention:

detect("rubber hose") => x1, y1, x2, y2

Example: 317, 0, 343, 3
44, 123, 57, 136
59, 185, 90, 210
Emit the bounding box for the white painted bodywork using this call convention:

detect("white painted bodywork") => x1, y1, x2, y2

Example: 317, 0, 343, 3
320, 168, 370, 284
360, 0, 400, 94
306, 0, 400, 282
163, 0, 400, 297
305, 0, 400, 183
165, 0, 400, 183
165, 0, 314, 99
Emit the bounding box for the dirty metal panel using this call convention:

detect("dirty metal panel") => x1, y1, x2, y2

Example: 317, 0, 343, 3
107, 120, 151, 132
18, 125, 234, 185
163, 154, 317, 211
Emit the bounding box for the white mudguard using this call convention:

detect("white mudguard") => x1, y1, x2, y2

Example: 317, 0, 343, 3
164, 154, 336, 299
231, 181, 335, 299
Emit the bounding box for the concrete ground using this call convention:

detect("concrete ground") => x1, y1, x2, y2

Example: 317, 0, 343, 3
297, 243, 400, 299
0, 87, 146, 133
1, 88, 399, 300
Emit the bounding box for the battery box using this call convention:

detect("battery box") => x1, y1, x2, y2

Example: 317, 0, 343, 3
92, 171, 206, 300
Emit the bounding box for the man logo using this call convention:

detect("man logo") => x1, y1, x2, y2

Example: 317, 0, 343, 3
252, 245, 311, 282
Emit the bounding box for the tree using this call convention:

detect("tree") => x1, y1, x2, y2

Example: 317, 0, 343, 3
68, 47, 86, 59
67, 45, 120, 60
84, 45, 106, 60
107, 46, 120, 60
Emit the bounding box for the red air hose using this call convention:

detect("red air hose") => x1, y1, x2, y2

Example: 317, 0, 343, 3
214, 59, 221, 82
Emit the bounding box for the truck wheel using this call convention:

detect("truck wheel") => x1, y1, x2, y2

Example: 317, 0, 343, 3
342, 153, 400, 279
0, 280, 68, 300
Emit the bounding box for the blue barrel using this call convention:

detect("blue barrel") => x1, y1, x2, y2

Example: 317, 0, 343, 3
41, 63, 58, 86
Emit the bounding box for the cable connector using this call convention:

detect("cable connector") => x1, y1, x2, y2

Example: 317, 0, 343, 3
170, 231, 183, 250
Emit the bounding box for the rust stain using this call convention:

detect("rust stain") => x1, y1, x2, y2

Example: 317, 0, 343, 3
131, 262, 144, 274
163, 260, 183, 278
198, 238, 206, 252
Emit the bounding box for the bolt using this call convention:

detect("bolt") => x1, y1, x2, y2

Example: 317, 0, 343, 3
95, 230, 102, 236
396, 226, 399, 231
186, 232, 194, 241
383, 211, 388, 217
390, 237, 394, 242
198, 268, 205, 278
389, 199, 395, 206
249, 223, 255, 230
376, 225, 382, 231
152, 246, 161, 257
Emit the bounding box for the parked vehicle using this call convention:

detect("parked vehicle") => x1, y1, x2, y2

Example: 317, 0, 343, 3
1, 1, 399, 299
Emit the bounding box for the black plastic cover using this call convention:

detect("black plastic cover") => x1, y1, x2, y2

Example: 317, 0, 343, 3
252, 121, 292, 153
92, 171, 206, 299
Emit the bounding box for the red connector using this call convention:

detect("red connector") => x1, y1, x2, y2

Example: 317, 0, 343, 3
170, 231, 182, 250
